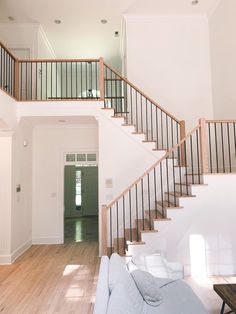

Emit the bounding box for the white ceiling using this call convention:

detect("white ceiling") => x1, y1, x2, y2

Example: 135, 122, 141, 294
0, 0, 220, 67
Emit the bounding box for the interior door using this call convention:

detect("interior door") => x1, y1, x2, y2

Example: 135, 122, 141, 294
64, 165, 79, 217
81, 166, 98, 216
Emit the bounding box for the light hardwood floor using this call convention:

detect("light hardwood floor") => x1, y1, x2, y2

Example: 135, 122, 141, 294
0, 243, 100, 314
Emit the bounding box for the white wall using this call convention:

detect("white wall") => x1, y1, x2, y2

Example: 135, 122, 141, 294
0, 23, 55, 59
209, 0, 236, 119
32, 124, 98, 244
124, 15, 214, 130
133, 174, 236, 276
11, 121, 32, 261
0, 133, 13, 263
0, 90, 17, 130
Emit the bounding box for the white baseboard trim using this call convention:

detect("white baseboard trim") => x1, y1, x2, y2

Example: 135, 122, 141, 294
0, 254, 11, 265
32, 237, 63, 244
0, 239, 32, 265
11, 240, 32, 264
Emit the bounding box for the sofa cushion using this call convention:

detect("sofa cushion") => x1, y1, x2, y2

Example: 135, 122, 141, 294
131, 269, 162, 306
144, 279, 207, 314
108, 253, 144, 313
107, 283, 144, 314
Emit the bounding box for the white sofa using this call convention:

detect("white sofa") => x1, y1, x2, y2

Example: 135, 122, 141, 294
93, 254, 207, 314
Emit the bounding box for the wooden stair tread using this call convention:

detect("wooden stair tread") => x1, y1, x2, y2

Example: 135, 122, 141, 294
145, 210, 170, 221
156, 200, 183, 209
175, 183, 207, 186
165, 191, 196, 198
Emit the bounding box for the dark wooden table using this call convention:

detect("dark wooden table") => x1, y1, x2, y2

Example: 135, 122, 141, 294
213, 284, 236, 314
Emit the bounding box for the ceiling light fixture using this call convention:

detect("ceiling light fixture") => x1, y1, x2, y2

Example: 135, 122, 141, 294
54, 19, 61, 24
101, 19, 108, 24
191, 0, 199, 5
8, 16, 15, 21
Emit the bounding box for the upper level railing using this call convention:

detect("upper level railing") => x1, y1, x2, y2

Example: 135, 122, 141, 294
0, 41, 182, 150
0, 41, 17, 98
18, 59, 102, 101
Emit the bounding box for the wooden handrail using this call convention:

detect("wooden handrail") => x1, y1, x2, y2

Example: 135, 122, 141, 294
106, 123, 201, 209
0, 41, 17, 61
104, 62, 181, 124
206, 119, 236, 123
18, 58, 100, 63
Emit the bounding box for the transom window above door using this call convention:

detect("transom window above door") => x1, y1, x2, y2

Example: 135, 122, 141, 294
65, 152, 97, 166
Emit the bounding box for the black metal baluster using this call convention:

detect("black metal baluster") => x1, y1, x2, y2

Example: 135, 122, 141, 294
51, 62, 52, 99
147, 173, 151, 230
227, 122, 232, 173
40, 62, 43, 100
160, 162, 164, 218
161, 111, 164, 149
150, 104, 153, 141
130, 87, 133, 124
116, 202, 119, 253
156, 107, 159, 149
123, 195, 126, 254
208, 123, 213, 173
81, 62, 83, 99
61, 62, 63, 99
141, 179, 144, 230
109, 207, 113, 254
129, 189, 132, 242
135, 91, 138, 131
196, 129, 201, 184
233, 123, 236, 156
135, 184, 139, 241
221, 122, 225, 173
66, 62, 68, 99
215, 123, 219, 173
145, 99, 148, 140
153, 168, 157, 219
140, 94, 143, 132
76, 62, 78, 99
190, 134, 194, 185
71, 61, 73, 98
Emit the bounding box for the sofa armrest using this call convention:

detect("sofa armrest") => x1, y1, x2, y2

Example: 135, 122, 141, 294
93, 256, 110, 314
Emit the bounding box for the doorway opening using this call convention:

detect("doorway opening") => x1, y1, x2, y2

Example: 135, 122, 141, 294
64, 153, 98, 244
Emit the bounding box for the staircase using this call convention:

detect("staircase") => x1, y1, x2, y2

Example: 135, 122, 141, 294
1, 40, 236, 261
103, 119, 236, 257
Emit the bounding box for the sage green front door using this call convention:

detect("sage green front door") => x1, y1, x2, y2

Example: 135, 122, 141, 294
64, 166, 98, 217
78, 166, 98, 216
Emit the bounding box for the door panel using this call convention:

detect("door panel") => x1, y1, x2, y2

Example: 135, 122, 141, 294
81, 167, 98, 216
64, 165, 80, 217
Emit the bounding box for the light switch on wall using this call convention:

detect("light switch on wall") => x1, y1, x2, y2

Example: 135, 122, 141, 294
105, 178, 113, 188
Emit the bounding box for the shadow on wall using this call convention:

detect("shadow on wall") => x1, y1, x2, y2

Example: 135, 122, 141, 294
0, 118, 9, 130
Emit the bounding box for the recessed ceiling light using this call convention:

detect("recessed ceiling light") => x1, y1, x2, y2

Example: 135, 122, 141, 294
54, 19, 61, 24
101, 19, 108, 24
58, 119, 66, 123
8, 16, 15, 21
191, 0, 199, 5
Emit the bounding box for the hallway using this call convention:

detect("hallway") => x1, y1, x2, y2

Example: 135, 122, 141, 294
64, 216, 98, 244
0, 218, 100, 314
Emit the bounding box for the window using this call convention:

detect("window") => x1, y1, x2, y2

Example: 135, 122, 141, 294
65, 152, 97, 165
75, 170, 82, 208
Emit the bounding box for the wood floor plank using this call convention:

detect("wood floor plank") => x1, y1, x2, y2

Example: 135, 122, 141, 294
0, 242, 100, 314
